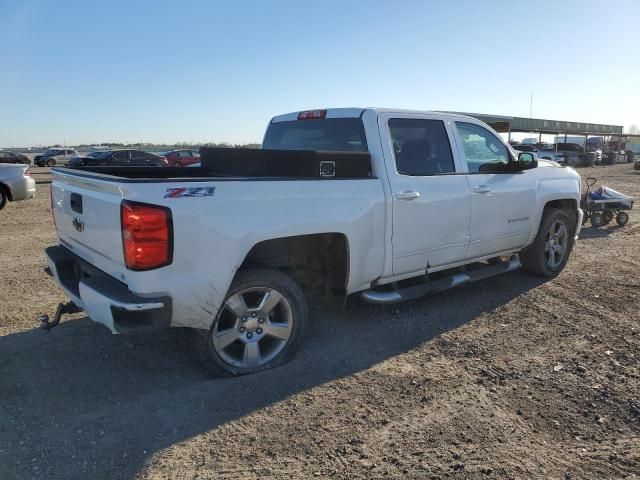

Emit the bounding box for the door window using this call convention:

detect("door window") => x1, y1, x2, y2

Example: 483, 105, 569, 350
389, 118, 455, 175
455, 122, 510, 173
179, 150, 191, 158
113, 151, 129, 161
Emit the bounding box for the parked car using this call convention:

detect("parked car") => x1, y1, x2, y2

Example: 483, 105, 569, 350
34, 148, 79, 167
45, 108, 583, 376
0, 151, 30, 165
68, 149, 168, 167
554, 143, 584, 166
162, 149, 200, 167
0, 164, 36, 210
512, 144, 562, 163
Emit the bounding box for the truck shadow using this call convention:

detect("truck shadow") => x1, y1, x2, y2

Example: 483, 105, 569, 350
0, 270, 544, 479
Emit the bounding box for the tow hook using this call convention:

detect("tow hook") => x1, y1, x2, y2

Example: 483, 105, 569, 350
38, 302, 83, 332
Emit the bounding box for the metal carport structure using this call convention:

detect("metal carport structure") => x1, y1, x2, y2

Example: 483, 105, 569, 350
448, 112, 640, 162
450, 111, 624, 144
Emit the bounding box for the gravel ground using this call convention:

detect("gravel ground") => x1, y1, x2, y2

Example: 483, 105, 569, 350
1, 164, 639, 479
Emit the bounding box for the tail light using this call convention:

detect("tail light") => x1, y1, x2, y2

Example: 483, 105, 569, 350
298, 110, 327, 120
121, 200, 173, 270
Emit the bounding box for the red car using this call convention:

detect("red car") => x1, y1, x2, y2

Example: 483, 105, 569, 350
163, 149, 200, 167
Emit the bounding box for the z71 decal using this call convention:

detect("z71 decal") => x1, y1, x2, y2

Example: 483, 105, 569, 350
164, 187, 216, 198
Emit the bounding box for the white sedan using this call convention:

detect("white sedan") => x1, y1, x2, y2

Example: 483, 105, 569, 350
0, 164, 36, 210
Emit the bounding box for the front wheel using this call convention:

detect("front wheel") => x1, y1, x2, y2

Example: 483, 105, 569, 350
47, 158, 56, 167
191, 267, 308, 376
520, 208, 574, 277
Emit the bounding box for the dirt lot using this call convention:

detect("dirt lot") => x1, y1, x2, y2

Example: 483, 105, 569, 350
1, 164, 639, 479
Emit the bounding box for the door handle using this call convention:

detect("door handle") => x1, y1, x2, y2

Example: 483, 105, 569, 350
395, 190, 420, 201
473, 186, 491, 194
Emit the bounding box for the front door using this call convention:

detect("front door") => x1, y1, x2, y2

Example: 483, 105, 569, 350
452, 121, 536, 258
380, 114, 472, 276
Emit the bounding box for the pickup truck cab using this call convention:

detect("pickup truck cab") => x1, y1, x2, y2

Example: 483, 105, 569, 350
46, 108, 583, 375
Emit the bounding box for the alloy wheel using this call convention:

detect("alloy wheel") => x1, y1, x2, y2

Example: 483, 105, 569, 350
544, 220, 568, 269
211, 287, 293, 369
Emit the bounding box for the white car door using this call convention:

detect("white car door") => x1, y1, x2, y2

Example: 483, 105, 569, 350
379, 113, 472, 276
451, 120, 536, 259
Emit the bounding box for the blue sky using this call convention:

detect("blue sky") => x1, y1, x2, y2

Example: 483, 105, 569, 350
1, 0, 639, 146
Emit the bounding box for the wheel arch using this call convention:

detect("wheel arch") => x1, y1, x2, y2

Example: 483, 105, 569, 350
237, 232, 350, 299
526, 197, 579, 247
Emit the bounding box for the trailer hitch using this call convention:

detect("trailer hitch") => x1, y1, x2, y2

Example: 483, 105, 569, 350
38, 301, 83, 332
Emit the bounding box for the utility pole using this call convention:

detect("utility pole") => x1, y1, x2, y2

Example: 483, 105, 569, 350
529, 93, 533, 118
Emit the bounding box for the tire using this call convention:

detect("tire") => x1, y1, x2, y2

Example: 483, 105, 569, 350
591, 212, 605, 228
616, 211, 629, 226
0, 185, 7, 211
47, 158, 56, 167
520, 208, 575, 277
190, 267, 308, 376
173, 162, 182, 167
603, 210, 614, 225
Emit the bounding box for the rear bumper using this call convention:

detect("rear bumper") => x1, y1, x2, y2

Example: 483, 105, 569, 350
6, 176, 36, 201
45, 245, 171, 334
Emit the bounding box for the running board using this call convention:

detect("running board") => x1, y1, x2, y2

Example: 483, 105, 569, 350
361, 255, 521, 305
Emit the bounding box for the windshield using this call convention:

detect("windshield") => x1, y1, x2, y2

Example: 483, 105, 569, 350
262, 118, 367, 152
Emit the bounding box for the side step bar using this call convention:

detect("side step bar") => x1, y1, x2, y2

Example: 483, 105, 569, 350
361, 256, 521, 305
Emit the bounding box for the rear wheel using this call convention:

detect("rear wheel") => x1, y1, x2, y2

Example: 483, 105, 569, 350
0, 185, 7, 210
616, 211, 629, 226
520, 208, 574, 277
191, 267, 308, 376
591, 212, 605, 228
173, 162, 182, 167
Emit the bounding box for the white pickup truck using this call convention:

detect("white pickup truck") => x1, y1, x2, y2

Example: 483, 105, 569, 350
45, 108, 583, 375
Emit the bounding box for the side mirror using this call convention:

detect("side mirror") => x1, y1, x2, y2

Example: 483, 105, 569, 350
517, 152, 538, 170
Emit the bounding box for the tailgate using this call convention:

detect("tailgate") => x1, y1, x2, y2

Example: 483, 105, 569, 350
51, 169, 126, 277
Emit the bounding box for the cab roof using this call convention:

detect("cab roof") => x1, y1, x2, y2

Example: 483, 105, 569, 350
270, 108, 478, 123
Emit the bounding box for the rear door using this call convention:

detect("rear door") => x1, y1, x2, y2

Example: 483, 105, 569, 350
130, 150, 148, 166
110, 151, 131, 166
179, 150, 194, 165
451, 121, 536, 258
61, 149, 73, 165
379, 113, 471, 275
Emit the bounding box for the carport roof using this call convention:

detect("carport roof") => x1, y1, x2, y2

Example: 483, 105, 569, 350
450, 112, 624, 136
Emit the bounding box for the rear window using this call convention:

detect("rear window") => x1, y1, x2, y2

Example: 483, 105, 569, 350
389, 118, 455, 175
262, 118, 367, 152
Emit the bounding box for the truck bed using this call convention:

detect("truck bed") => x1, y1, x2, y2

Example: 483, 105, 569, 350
56, 148, 372, 181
